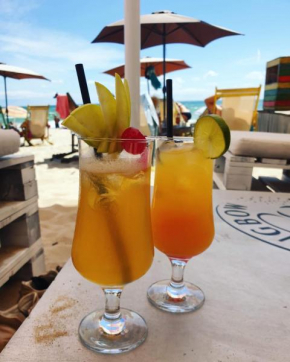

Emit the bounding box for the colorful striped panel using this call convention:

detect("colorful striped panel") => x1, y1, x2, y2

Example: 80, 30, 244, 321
275, 100, 290, 106
267, 58, 281, 68
267, 57, 290, 68
265, 88, 290, 96
265, 82, 290, 90
278, 76, 290, 82
264, 100, 290, 107
264, 94, 290, 101
279, 64, 290, 72
279, 70, 290, 77
264, 88, 290, 101
264, 89, 277, 96
264, 96, 276, 102
279, 57, 290, 64
264, 101, 275, 107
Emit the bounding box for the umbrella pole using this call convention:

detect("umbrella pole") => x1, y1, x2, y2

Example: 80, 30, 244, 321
124, 0, 140, 129
162, 26, 166, 123
4, 76, 9, 127
147, 79, 150, 94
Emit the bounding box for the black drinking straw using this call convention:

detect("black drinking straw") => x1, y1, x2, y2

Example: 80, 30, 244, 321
166, 79, 173, 139
75, 64, 91, 104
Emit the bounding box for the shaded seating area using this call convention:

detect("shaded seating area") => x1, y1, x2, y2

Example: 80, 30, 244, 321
213, 86, 261, 130
21, 106, 50, 146
159, 99, 193, 136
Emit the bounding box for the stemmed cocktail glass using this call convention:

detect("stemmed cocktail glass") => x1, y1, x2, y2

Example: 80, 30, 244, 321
72, 137, 154, 354
147, 137, 214, 313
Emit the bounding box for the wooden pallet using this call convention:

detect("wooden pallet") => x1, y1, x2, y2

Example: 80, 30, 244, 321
0, 154, 45, 287
0, 239, 44, 287
0, 157, 38, 201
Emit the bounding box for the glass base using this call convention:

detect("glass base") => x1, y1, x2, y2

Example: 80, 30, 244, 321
147, 279, 205, 313
78, 308, 147, 354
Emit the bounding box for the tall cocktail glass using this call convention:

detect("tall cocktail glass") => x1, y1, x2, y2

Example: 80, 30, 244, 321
72, 138, 154, 354
147, 137, 214, 313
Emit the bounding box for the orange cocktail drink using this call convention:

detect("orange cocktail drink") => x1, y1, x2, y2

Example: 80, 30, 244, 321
152, 142, 214, 260
71, 137, 154, 354
72, 145, 153, 286
148, 137, 215, 314
64, 71, 161, 354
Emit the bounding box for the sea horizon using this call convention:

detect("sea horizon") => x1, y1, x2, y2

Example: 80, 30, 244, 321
5, 99, 264, 128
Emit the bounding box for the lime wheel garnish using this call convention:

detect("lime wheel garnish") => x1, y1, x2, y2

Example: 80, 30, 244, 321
193, 115, 230, 158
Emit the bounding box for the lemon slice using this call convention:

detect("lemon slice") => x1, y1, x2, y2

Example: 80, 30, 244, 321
194, 115, 230, 159
62, 104, 106, 138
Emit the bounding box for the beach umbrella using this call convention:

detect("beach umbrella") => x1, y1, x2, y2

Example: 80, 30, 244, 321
93, 10, 241, 119
104, 57, 191, 93
2, 105, 27, 119
0, 63, 49, 126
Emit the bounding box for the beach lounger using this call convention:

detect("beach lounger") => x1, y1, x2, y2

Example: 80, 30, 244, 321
213, 86, 261, 130
21, 106, 50, 146
213, 131, 290, 191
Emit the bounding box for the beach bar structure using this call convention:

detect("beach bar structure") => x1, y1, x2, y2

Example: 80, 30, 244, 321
263, 56, 290, 111
257, 56, 290, 133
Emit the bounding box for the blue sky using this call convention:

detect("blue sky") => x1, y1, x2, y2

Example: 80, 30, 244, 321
1, 0, 290, 106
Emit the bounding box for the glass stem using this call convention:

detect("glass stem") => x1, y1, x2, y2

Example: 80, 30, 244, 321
99, 288, 125, 335
167, 259, 187, 300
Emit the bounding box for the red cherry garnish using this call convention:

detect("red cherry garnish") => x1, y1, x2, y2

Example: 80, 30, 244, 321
121, 127, 146, 155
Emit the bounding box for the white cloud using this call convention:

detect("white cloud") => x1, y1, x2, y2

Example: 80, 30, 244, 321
0, 29, 124, 72
245, 71, 264, 81
0, 6, 125, 105
237, 49, 261, 66
204, 70, 218, 79
1, 0, 40, 17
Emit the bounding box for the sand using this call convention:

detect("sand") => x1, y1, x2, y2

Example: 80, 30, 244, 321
18, 128, 79, 271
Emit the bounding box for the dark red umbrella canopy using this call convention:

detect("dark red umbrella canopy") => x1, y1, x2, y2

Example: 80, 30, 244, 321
104, 57, 191, 78
92, 10, 241, 48
93, 10, 241, 120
